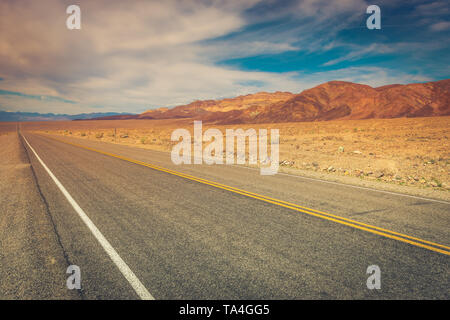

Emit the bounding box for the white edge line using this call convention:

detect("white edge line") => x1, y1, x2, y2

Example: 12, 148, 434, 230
22, 134, 154, 300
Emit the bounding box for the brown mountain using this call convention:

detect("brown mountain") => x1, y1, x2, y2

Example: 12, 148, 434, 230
205, 79, 450, 124
137, 91, 294, 120
93, 79, 450, 123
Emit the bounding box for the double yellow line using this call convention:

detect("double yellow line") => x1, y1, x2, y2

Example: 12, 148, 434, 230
40, 134, 450, 256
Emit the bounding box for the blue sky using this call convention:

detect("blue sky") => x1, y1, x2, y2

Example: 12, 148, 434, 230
0, 0, 448, 114
218, 0, 449, 79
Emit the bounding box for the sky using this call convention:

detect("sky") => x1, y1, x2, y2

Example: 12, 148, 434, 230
0, 0, 449, 114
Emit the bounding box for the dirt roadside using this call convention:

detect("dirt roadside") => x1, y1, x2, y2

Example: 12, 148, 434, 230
0, 132, 79, 299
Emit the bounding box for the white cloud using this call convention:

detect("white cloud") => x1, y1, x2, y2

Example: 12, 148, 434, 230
430, 21, 450, 31
300, 66, 432, 88
415, 1, 449, 16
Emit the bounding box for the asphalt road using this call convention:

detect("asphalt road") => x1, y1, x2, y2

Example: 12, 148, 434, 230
1, 131, 449, 299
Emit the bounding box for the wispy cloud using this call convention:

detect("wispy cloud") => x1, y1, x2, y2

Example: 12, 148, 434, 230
430, 21, 450, 31
0, 89, 76, 104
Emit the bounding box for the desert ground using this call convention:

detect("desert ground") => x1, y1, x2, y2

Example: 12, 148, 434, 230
15, 116, 448, 193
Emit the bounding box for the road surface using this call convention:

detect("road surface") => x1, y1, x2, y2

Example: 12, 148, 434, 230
1, 131, 448, 299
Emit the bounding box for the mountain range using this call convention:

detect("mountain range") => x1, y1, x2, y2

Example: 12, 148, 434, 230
0, 111, 135, 122
95, 79, 450, 124
3, 79, 449, 123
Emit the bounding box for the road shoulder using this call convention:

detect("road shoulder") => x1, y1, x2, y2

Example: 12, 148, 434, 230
0, 133, 79, 299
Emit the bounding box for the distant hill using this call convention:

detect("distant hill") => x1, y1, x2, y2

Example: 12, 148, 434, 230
0, 111, 135, 122
92, 79, 450, 124
239, 79, 450, 124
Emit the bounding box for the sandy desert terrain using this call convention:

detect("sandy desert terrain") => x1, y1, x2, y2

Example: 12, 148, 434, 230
19, 116, 449, 192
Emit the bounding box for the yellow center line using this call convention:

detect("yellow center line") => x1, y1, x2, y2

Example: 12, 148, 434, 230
36, 133, 450, 256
